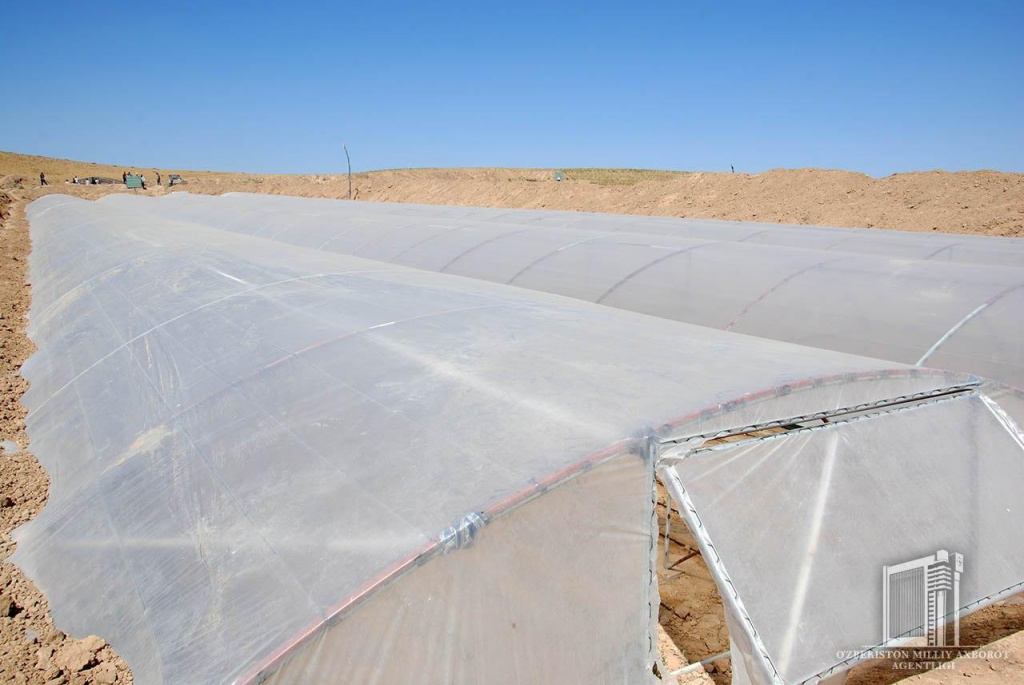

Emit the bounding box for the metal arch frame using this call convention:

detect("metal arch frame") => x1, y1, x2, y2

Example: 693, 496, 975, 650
656, 380, 1024, 685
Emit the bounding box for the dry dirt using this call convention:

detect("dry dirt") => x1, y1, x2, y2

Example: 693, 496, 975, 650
1, 151, 1023, 683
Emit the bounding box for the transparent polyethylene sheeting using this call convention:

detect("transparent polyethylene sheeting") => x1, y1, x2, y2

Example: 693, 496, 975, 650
261, 453, 656, 685
133, 191, 1024, 268
101, 194, 1024, 390
19, 196, 982, 684
663, 385, 1024, 684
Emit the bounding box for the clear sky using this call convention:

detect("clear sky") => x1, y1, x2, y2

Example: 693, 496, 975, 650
2, 1, 1021, 176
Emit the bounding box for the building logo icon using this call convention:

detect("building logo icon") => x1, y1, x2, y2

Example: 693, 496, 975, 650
883, 550, 964, 647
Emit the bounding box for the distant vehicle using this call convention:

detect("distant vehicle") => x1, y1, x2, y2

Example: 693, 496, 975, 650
168, 174, 186, 186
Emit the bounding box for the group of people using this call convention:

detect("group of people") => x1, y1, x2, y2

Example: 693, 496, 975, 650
39, 169, 177, 189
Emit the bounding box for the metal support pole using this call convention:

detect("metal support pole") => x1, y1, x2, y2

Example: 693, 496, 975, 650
343, 144, 352, 200
663, 498, 672, 566
667, 550, 701, 571
670, 650, 731, 676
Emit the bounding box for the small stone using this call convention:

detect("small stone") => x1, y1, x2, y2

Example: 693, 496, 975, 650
0, 496, 14, 508
41, 626, 64, 644
81, 634, 106, 652
54, 641, 95, 672
712, 658, 731, 675
694, 613, 722, 636
0, 595, 13, 616
670, 601, 692, 619
90, 662, 118, 684
90, 663, 117, 683
0, 440, 20, 455
35, 645, 54, 670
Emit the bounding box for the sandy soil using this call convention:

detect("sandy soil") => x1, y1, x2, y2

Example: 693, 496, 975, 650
848, 608, 1024, 685
899, 630, 1024, 684
2, 151, 1023, 683
3, 151, 1023, 236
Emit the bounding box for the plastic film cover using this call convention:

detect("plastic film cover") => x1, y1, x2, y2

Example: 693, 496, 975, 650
100, 194, 1024, 389
18, 196, 981, 683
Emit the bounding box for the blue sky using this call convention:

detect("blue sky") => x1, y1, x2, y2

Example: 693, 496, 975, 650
2, 1, 1021, 176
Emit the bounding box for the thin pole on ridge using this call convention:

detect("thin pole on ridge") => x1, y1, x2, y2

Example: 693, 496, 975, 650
343, 143, 352, 200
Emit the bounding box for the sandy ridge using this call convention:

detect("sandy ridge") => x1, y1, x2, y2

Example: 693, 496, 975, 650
3, 152, 1023, 237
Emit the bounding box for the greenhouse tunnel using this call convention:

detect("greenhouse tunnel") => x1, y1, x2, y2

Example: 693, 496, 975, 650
112, 191, 1024, 268
12, 195, 1024, 685
103, 193, 1024, 390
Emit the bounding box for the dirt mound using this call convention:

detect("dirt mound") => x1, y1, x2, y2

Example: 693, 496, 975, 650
2, 151, 1022, 237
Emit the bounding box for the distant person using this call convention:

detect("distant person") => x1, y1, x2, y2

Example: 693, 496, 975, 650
122, 171, 127, 184
731, 165, 735, 173
73, 175, 79, 184
39, 172, 48, 186
140, 174, 147, 190
156, 172, 161, 186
